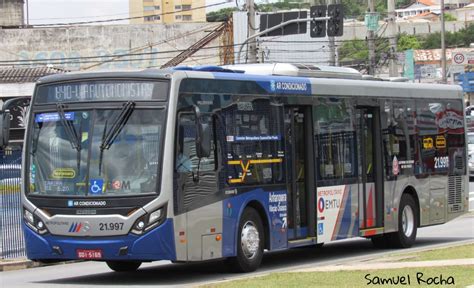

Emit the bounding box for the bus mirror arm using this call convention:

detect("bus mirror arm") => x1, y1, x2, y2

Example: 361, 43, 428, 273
0, 107, 11, 149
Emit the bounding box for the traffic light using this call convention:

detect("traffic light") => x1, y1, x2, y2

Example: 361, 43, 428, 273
310, 5, 326, 38
327, 4, 344, 37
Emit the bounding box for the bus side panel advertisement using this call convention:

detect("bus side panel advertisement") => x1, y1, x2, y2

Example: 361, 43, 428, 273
222, 188, 288, 257
317, 185, 359, 243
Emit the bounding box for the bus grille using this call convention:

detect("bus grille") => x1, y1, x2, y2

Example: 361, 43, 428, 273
448, 176, 463, 213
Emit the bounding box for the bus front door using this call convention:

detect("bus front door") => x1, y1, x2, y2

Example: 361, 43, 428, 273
285, 106, 316, 241
357, 107, 384, 231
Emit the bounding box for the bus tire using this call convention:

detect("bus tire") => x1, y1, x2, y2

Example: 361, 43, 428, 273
106, 261, 142, 272
228, 207, 264, 273
390, 194, 418, 248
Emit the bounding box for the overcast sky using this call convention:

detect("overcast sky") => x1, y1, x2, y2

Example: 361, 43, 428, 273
26, 0, 239, 25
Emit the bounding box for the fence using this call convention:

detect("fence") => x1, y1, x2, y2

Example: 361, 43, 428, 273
0, 147, 25, 259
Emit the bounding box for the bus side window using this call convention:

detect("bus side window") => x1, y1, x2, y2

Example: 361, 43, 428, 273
175, 113, 216, 173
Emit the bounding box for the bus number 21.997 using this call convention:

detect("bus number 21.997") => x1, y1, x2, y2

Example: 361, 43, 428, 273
99, 222, 124, 231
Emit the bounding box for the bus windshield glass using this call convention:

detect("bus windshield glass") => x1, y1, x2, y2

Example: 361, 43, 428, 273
28, 108, 164, 197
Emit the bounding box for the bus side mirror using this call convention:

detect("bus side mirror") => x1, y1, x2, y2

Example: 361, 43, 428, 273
193, 106, 211, 159
0, 109, 11, 148
197, 123, 211, 159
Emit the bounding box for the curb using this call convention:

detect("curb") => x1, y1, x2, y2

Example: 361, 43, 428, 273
0, 260, 81, 272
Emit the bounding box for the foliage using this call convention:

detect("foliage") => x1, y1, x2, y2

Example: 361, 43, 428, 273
421, 24, 474, 49
444, 13, 457, 22
339, 40, 368, 62
206, 7, 238, 22
207, 0, 416, 22
397, 34, 421, 51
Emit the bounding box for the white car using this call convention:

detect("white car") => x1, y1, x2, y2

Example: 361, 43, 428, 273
469, 151, 474, 179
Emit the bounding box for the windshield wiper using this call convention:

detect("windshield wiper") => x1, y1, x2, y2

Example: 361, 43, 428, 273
98, 101, 135, 175
57, 104, 82, 170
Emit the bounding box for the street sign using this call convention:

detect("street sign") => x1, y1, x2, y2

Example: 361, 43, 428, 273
452, 51, 474, 65
260, 11, 307, 37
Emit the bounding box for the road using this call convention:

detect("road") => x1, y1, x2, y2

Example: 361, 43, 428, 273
2, 213, 473, 288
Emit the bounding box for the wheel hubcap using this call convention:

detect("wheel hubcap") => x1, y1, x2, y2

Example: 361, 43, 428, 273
402, 205, 414, 238
241, 221, 260, 259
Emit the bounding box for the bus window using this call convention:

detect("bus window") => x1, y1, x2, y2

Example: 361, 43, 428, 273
175, 113, 217, 211
313, 98, 357, 184
383, 100, 415, 177
220, 98, 285, 186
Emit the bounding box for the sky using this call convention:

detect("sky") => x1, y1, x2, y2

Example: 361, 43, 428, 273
26, 0, 239, 25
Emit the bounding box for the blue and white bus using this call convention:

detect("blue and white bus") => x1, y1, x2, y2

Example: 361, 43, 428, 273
0, 63, 468, 272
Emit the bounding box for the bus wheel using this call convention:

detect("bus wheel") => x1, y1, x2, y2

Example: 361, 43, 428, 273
228, 207, 264, 273
391, 194, 418, 248
106, 261, 142, 272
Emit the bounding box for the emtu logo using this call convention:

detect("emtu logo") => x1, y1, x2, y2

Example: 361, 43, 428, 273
69, 221, 90, 233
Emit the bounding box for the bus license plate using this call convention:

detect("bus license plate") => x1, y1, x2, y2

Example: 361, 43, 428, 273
77, 249, 103, 259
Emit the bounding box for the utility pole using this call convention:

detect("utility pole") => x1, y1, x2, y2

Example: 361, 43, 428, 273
367, 0, 376, 75
387, 0, 397, 77
327, 0, 336, 66
440, 0, 447, 83
246, 0, 258, 64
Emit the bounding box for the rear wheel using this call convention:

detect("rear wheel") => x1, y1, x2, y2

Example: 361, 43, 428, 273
106, 261, 142, 272
370, 194, 418, 249
391, 194, 418, 248
228, 207, 264, 273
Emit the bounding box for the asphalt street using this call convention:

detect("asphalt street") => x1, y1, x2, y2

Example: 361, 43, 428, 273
1, 213, 473, 288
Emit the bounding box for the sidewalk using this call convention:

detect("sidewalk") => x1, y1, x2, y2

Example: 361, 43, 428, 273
0, 259, 41, 272
0, 259, 79, 272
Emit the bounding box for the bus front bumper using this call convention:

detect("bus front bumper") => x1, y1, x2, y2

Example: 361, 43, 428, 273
23, 219, 176, 262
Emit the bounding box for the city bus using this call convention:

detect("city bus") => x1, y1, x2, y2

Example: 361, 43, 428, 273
0, 63, 468, 272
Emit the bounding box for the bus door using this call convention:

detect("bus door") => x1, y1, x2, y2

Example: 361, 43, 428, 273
356, 107, 384, 230
285, 106, 316, 241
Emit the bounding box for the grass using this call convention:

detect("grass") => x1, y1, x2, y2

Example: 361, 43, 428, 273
203, 266, 474, 288
390, 243, 474, 262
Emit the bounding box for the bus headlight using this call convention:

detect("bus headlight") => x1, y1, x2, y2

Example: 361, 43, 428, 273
24, 209, 34, 225
23, 208, 48, 235
131, 205, 166, 235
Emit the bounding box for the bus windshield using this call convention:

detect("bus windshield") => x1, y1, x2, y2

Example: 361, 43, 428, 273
28, 108, 164, 197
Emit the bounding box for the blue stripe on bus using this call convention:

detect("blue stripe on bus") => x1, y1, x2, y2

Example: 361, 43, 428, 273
336, 187, 353, 240
23, 219, 176, 261
211, 72, 312, 95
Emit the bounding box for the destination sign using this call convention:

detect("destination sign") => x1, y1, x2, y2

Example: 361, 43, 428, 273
35, 80, 168, 104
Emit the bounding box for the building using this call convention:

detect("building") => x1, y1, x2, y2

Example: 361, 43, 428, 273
396, 0, 440, 19
0, 23, 226, 70
0, 0, 24, 27
453, 3, 474, 22
129, 0, 206, 24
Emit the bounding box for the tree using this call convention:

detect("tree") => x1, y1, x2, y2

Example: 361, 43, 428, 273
206, 7, 237, 22
444, 13, 457, 22
420, 24, 474, 49
397, 34, 421, 51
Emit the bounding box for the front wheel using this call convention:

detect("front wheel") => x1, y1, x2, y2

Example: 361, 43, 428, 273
106, 261, 142, 272
227, 207, 264, 273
